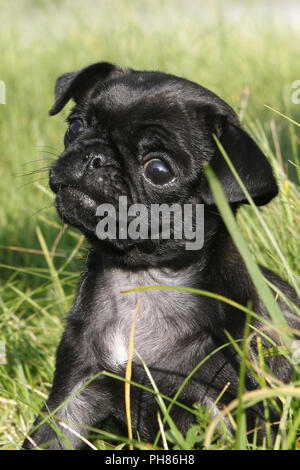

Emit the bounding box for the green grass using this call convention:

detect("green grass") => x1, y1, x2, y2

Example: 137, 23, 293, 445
0, 0, 300, 450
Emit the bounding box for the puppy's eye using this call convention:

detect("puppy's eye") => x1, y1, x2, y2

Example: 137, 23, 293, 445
143, 158, 174, 185
64, 119, 84, 146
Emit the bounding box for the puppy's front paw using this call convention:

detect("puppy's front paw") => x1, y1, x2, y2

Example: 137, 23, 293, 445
22, 416, 67, 450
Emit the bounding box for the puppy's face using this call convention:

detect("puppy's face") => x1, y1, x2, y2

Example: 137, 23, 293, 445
49, 62, 278, 265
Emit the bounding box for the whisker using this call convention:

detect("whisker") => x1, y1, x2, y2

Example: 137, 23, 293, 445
16, 167, 51, 178
37, 149, 59, 157
22, 158, 53, 167
36, 145, 61, 153
30, 204, 55, 216
24, 158, 52, 165
20, 177, 49, 188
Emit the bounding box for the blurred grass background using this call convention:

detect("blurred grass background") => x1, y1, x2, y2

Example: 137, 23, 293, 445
0, 0, 300, 449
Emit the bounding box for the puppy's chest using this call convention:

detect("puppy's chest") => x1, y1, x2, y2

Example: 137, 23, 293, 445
90, 268, 196, 372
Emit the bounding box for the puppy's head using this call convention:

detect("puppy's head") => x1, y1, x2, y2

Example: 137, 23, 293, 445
49, 62, 277, 266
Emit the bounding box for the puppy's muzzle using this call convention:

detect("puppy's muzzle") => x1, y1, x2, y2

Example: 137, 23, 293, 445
49, 149, 109, 194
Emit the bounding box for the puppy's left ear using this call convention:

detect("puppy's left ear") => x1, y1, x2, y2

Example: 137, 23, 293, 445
200, 113, 278, 206
49, 62, 125, 115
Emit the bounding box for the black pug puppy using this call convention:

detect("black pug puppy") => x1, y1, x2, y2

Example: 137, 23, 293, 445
23, 62, 299, 449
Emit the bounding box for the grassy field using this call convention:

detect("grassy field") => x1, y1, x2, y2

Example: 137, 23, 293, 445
0, 0, 300, 450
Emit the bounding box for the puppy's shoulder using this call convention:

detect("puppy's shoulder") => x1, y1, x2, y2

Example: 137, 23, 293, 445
260, 265, 300, 325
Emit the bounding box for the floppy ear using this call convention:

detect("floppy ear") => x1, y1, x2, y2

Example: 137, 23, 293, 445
200, 116, 278, 206
49, 62, 125, 116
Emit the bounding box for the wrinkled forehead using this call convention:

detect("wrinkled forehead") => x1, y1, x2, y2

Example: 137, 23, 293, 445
87, 74, 196, 125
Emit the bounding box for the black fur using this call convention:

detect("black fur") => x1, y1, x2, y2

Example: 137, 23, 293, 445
23, 62, 299, 449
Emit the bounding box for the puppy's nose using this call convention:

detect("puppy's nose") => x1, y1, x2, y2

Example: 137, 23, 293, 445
86, 153, 107, 170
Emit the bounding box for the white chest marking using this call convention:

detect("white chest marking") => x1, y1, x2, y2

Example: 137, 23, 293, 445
98, 266, 197, 372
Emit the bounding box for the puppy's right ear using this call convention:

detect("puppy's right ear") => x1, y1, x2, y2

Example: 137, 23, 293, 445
49, 62, 125, 116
